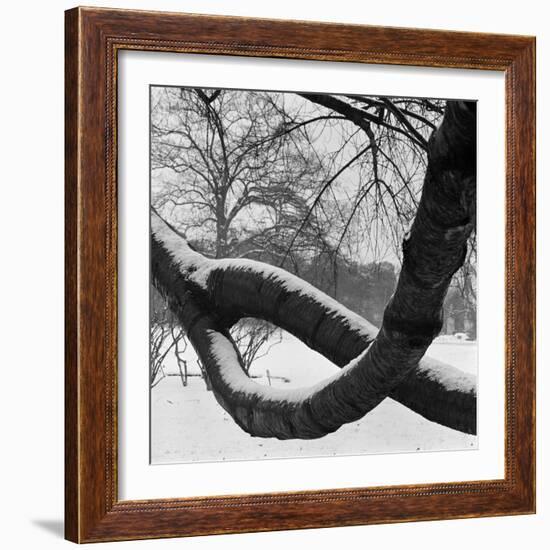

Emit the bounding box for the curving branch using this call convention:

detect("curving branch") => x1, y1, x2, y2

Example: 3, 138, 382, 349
151, 100, 477, 439
298, 93, 428, 150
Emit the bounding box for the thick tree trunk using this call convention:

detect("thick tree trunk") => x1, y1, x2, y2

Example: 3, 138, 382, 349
151, 100, 476, 439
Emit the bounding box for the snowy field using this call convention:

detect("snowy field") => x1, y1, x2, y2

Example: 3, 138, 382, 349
151, 334, 477, 464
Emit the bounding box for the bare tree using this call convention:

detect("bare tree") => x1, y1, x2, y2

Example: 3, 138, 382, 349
150, 297, 180, 388
151, 88, 335, 260
230, 319, 282, 375
151, 99, 477, 439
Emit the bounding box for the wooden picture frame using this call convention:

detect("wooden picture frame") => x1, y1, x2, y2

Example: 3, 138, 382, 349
65, 6, 536, 543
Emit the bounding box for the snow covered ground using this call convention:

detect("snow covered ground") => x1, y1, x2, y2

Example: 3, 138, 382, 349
151, 334, 477, 464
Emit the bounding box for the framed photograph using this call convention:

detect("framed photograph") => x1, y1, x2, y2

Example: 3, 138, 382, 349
65, 7, 536, 543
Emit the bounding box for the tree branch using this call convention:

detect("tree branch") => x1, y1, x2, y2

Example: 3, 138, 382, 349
150, 100, 477, 439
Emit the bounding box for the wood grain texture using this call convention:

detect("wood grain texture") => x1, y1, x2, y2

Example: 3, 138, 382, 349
64, 6, 536, 543
64, 7, 79, 543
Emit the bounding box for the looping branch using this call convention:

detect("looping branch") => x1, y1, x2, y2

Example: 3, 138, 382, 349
151, 100, 477, 439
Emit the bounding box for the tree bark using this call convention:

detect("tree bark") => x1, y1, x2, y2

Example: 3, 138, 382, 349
151, 100, 477, 439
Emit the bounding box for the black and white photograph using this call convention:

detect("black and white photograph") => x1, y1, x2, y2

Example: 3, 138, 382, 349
149, 86, 478, 464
